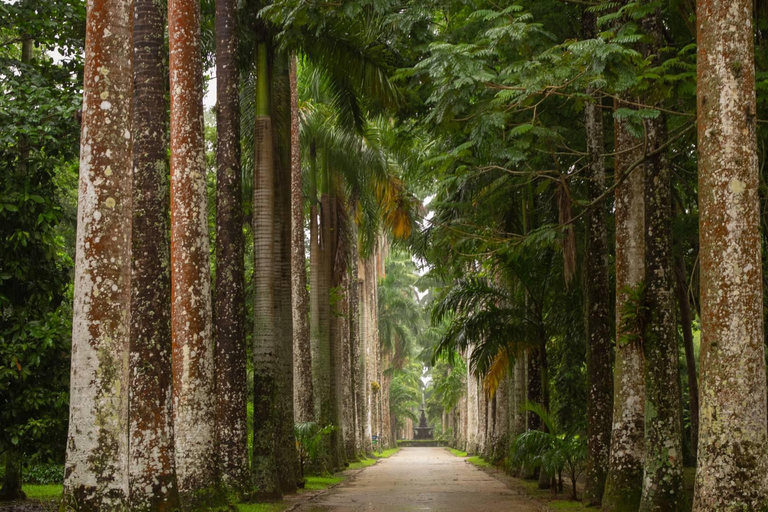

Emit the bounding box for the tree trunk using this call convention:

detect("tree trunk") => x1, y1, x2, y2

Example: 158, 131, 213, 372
169, 0, 220, 504
358, 257, 373, 455
341, 266, 358, 460
674, 253, 699, 461
329, 194, 346, 467
694, 0, 768, 507
512, 354, 527, 436
582, 15, 613, 499
129, 0, 178, 508
0, 450, 25, 501
64, 0, 133, 506
602, 99, 646, 512
466, 348, 478, 455
380, 350, 393, 450
290, 55, 314, 424
252, 39, 280, 499
214, 0, 248, 495
637, 13, 685, 505
273, 47, 300, 493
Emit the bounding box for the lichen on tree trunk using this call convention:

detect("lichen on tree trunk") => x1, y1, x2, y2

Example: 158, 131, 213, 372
603, 98, 646, 512
168, 0, 221, 504
693, 0, 768, 507
64, 0, 134, 507
129, 0, 178, 507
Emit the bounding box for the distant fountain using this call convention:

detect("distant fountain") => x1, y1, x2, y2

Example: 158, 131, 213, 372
413, 402, 434, 440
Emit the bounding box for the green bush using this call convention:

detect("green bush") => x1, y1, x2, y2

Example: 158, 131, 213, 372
24, 463, 64, 485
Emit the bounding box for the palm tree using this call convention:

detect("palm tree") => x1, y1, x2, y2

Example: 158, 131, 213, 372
129, 0, 178, 508
168, 0, 220, 505
63, 0, 133, 507
214, 0, 248, 494
511, 403, 586, 500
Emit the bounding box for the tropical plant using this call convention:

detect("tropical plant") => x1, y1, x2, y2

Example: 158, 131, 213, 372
510, 402, 586, 500
294, 422, 337, 481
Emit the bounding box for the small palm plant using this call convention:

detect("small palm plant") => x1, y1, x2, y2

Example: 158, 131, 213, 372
510, 402, 586, 500
295, 422, 336, 481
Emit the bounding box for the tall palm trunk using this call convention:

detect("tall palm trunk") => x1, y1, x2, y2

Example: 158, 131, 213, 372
329, 193, 346, 467
63, 0, 133, 507
602, 99, 646, 512
272, 50, 300, 492
380, 350, 392, 449
582, 13, 613, 501
357, 255, 373, 455
341, 259, 358, 460
129, 0, 178, 508
214, 0, 248, 495
511, 354, 527, 437
252, 39, 282, 498
290, 55, 314, 423
637, 7, 685, 511
466, 347, 478, 454
169, 0, 220, 505
694, 0, 768, 507
349, 232, 364, 457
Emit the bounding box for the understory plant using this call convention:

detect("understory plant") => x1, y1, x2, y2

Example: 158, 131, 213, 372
294, 422, 336, 480
510, 402, 586, 500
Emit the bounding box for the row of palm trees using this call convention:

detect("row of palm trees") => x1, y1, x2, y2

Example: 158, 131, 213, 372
64, 0, 413, 509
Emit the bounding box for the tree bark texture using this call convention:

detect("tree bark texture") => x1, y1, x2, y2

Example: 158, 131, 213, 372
64, 0, 133, 507
583, 74, 613, 505
290, 54, 314, 424
694, 0, 768, 507
638, 113, 685, 512
213, 0, 248, 495
169, 0, 220, 504
603, 100, 646, 512
466, 347, 478, 455
129, 0, 178, 508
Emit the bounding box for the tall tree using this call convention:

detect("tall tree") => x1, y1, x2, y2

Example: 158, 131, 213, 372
291, 55, 314, 423
602, 101, 646, 512
582, 12, 613, 505
168, 0, 220, 505
638, 8, 685, 510
252, 37, 281, 498
214, 0, 248, 494
693, 0, 768, 507
129, 0, 178, 508
63, 0, 133, 507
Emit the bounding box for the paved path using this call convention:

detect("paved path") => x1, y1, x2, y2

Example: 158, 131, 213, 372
295, 447, 543, 511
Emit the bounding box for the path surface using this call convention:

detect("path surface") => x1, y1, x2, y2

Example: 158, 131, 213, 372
296, 447, 543, 511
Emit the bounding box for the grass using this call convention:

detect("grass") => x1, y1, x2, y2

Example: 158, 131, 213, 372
447, 448, 467, 457
22, 484, 62, 500
466, 455, 491, 468
301, 475, 344, 492
236, 503, 290, 512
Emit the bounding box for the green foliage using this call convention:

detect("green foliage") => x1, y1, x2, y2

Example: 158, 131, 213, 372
0, 0, 82, 467
23, 463, 64, 485
294, 422, 336, 479
510, 403, 586, 500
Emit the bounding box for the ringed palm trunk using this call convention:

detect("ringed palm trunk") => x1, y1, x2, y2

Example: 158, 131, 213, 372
329, 193, 346, 467
129, 0, 178, 508
380, 350, 393, 450
272, 50, 300, 492
465, 347, 478, 454
694, 0, 768, 507
64, 0, 133, 507
637, 7, 685, 511
582, 16, 613, 499
357, 255, 373, 455
252, 40, 281, 498
290, 55, 314, 424
214, 0, 248, 494
602, 99, 646, 512
169, 0, 220, 505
